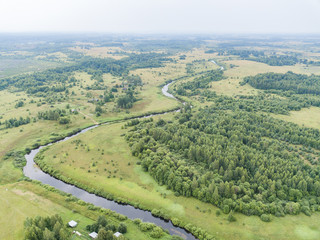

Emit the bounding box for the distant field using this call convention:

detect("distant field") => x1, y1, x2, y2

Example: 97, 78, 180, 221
223, 60, 320, 78
71, 46, 128, 59
206, 59, 320, 96
0, 58, 62, 78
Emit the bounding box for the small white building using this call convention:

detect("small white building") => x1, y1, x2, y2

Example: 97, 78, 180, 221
89, 232, 98, 239
114, 232, 122, 238
72, 231, 82, 236
68, 220, 78, 228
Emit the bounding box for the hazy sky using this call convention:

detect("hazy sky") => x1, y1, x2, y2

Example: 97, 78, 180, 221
0, 0, 319, 34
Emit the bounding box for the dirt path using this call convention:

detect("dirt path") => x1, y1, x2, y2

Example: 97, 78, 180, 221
78, 111, 98, 125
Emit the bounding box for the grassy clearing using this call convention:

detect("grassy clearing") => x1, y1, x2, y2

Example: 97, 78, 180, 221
224, 60, 320, 78
272, 107, 320, 130
37, 115, 320, 240
0, 116, 93, 158
208, 59, 320, 97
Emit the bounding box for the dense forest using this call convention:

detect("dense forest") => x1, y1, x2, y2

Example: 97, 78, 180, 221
244, 71, 320, 95
126, 104, 320, 218
252, 55, 299, 66
202, 93, 320, 115
216, 49, 301, 66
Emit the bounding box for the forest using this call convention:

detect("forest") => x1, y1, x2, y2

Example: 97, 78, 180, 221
244, 71, 320, 95
217, 49, 301, 66
126, 103, 320, 218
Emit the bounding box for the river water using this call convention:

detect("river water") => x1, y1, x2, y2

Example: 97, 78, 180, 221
23, 82, 196, 240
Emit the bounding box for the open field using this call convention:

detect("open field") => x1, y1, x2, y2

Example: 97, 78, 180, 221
38, 116, 320, 240
208, 59, 320, 97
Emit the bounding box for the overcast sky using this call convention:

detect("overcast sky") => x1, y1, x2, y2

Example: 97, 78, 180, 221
0, 0, 319, 34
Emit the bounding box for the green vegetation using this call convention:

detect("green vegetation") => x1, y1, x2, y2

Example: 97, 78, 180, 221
3, 34, 320, 240
24, 215, 71, 240
126, 104, 320, 217
175, 70, 224, 96
217, 49, 301, 66
244, 71, 320, 95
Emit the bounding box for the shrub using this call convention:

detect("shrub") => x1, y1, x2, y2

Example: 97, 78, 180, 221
227, 212, 236, 222
260, 214, 272, 222
118, 223, 127, 233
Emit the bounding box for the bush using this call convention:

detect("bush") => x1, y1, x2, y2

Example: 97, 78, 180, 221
260, 214, 272, 222
133, 218, 142, 225
118, 223, 127, 233
216, 210, 221, 216
59, 117, 70, 124
223, 205, 230, 214
139, 222, 154, 232
171, 217, 181, 226
150, 226, 164, 238
227, 212, 236, 222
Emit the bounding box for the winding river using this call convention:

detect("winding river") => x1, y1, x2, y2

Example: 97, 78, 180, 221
23, 82, 197, 240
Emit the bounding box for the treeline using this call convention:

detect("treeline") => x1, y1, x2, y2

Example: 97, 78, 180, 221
201, 93, 320, 115
126, 106, 320, 217
38, 109, 70, 124
24, 215, 70, 240
251, 55, 299, 66
217, 49, 265, 58
244, 71, 320, 95
175, 70, 224, 96
1, 116, 31, 129
216, 49, 302, 66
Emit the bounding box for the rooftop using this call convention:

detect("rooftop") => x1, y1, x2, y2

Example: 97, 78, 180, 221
68, 220, 78, 228
89, 232, 98, 239
114, 232, 122, 237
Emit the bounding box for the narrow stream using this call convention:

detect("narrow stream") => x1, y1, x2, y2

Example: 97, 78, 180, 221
23, 82, 196, 240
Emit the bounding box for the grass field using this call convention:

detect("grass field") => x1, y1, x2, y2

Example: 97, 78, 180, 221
272, 107, 320, 130
38, 115, 320, 240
